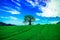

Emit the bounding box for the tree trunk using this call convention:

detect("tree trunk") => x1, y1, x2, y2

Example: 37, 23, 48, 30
29, 19, 31, 25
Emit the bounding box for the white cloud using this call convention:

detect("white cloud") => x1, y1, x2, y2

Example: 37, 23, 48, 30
36, 13, 41, 16
49, 21, 59, 24
38, 0, 60, 17
26, 0, 35, 7
4, 20, 24, 25
9, 16, 18, 20
1, 16, 8, 18
1, 16, 24, 25
11, 0, 21, 6
26, 0, 42, 7
4, 7, 11, 9
1, 16, 18, 20
17, 0, 20, 1
26, 0, 49, 7
8, 10, 20, 14
0, 9, 20, 14
35, 18, 40, 21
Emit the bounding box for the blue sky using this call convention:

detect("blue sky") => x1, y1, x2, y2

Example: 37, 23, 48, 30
0, 0, 60, 25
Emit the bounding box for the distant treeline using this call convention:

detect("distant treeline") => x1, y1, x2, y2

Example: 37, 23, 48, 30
0, 22, 15, 26
0, 21, 60, 26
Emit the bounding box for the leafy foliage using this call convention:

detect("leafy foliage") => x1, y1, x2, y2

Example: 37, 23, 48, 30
57, 22, 60, 24
24, 15, 35, 25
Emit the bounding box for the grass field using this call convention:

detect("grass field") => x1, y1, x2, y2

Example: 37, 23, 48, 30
0, 24, 60, 40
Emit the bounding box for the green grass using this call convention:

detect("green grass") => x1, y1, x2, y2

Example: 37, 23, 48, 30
0, 24, 60, 40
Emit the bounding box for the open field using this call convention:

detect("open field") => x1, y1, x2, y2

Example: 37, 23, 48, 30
0, 24, 60, 40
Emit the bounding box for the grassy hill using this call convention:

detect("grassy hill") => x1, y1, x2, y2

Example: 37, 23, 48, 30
0, 24, 60, 40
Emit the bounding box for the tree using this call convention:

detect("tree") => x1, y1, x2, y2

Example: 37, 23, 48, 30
24, 15, 35, 25
57, 22, 60, 24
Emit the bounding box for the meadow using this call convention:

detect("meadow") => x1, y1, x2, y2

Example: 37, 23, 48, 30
0, 24, 60, 40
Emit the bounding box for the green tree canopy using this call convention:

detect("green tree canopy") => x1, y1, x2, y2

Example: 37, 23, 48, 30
24, 15, 35, 25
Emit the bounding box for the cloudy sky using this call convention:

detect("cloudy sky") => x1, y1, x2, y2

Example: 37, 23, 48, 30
0, 0, 60, 25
